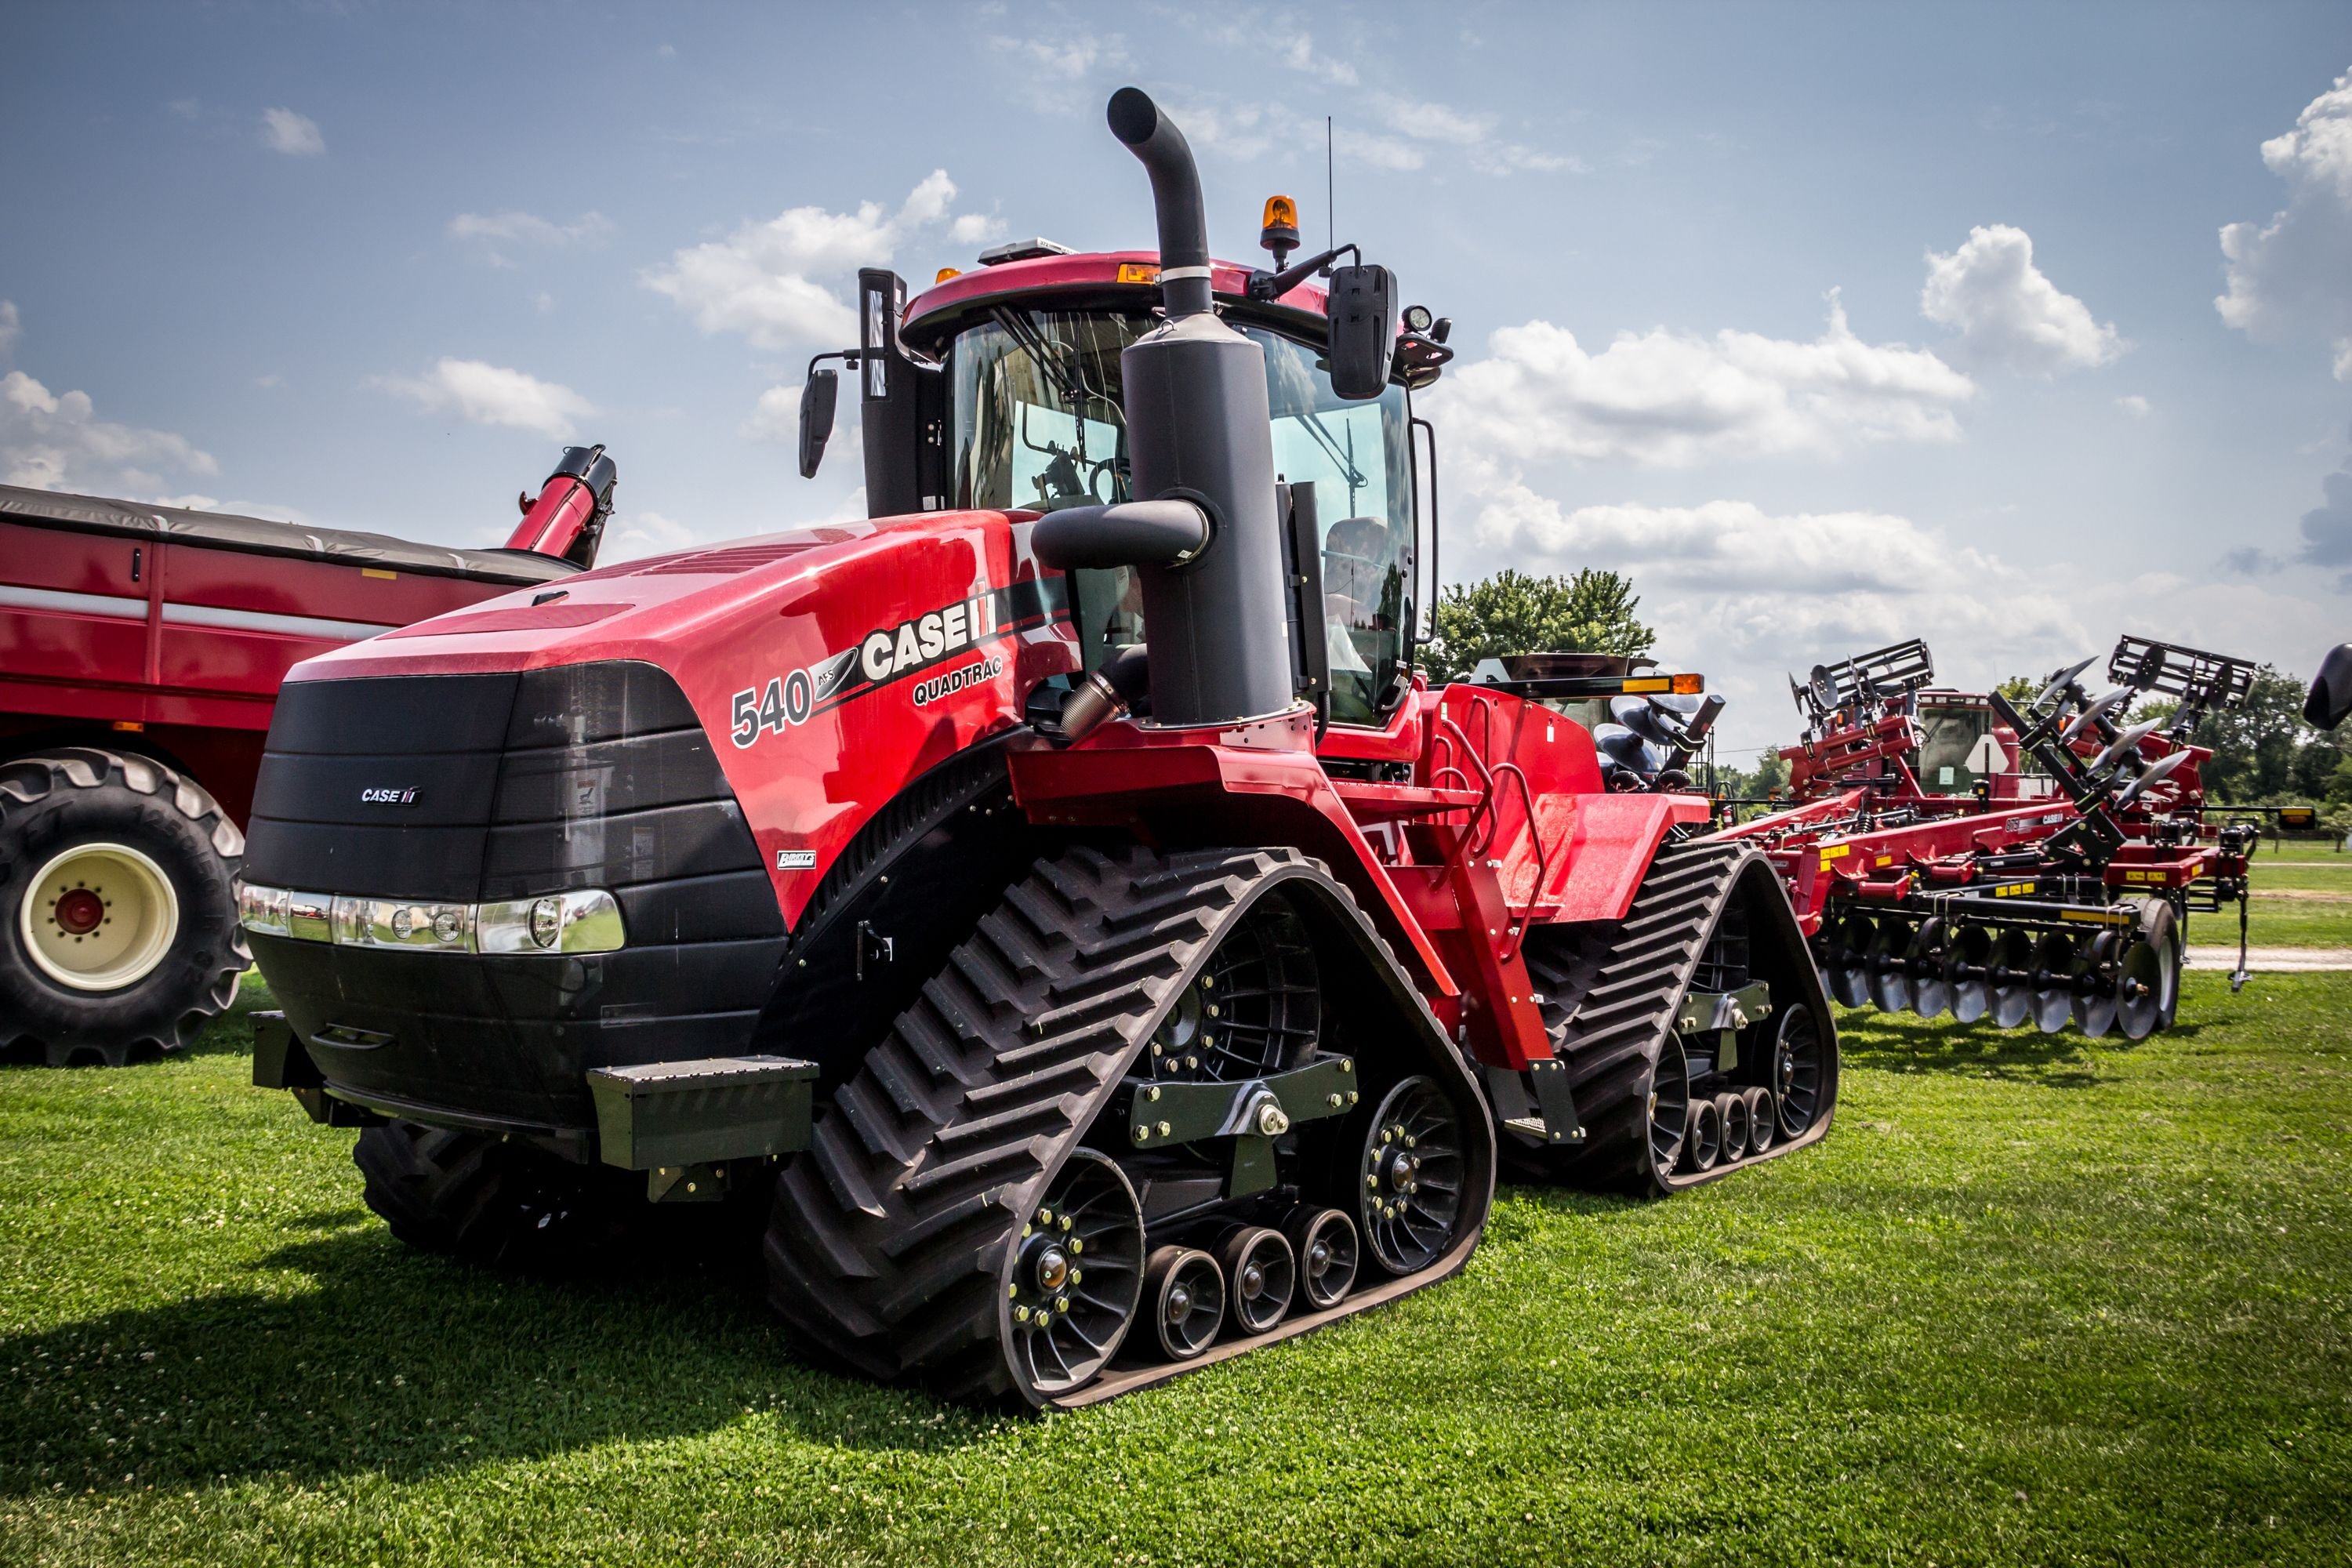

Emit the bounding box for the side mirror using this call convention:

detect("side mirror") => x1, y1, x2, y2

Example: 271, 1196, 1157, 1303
1327, 263, 1398, 401
2307, 643, 2352, 731
797, 368, 839, 480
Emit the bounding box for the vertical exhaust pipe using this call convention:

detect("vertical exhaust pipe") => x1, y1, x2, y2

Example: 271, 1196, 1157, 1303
1105, 89, 1213, 319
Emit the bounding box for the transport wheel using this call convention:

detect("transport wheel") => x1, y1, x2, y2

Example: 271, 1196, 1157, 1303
354, 1120, 637, 1269
1142, 1247, 1225, 1360
2117, 900, 2181, 1038
1827, 913, 1875, 1007
1281, 1207, 1359, 1310
1007, 1150, 1146, 1398
1864, 920, 1912, 1014
0, 749, 247, 1064
1715, 1090, 1750, 1163
1740, 1086, 1777, 1154
1989, 928, 2037, 1030
1356, 1074, 1466, 1275
1681, 1097, 1721, 1174
2028, 932, 2076, 1035
1947, 924, 1994, 1025
1217, 1226, 1298, 1335
2071, 932, 2121, 1038
1147, 897, 1318, 1081
1769, 1004, 1828, 1139
1909, 919, 1954, 1020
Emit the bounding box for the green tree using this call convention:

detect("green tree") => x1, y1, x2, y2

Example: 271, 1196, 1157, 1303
1425, 569, 1655, 683
1994, 674, 2041, 706
2172, 665, 2342, 803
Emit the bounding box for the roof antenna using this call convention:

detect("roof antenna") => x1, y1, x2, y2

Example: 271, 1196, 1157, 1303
1325, 115, 1334, 256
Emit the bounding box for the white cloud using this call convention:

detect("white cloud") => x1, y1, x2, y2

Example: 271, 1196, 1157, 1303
1436, 292, 1975, 472
0, 367, 220, 498
0, 299, 18, 356
745, 384, 804, 444
447, 210, 613, 261
2117, 394, 2151, 418
949, 211, 1006, 245
642, 172, 972, 348
260, 107, 325, 156
1920, 224, 2123, 375
2217, 67, 2352, 372
1272, 30, 1357, 86
374, 358, 593, 440
1374, 93, 1490, 146
986, 34, 1127, 81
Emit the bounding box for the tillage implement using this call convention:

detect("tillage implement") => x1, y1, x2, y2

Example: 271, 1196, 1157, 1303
1718, 635, 2260, 1040
238, 91, 1837, 1406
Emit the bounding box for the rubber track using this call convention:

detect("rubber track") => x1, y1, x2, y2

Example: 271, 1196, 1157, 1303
764, 843, 1413, 1403
1512, 840, 1757, 1191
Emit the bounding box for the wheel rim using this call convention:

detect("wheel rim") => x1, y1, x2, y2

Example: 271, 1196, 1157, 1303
1220, 1227, 1298, 1334
1772, 1004, 1826, 1138
1716, 1091, 1749, 1161
1287, 1207, 1359, 1310
1007, 1150, 1145, 1397
1145, 1247, 1225, 1360
1647, 1033, 1691, 1176
1744, 1086, 1777, 1152
1148, 898, 1319, 1082
1682, 1097, 1720, 1172
19, 841, 180, 993
1357, 1074, 1465, 1274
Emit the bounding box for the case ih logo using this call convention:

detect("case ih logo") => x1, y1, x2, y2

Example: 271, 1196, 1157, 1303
360, 786, 419, 805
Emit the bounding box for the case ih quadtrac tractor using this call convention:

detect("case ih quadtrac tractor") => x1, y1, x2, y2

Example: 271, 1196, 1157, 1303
240, 91, 1837, 1406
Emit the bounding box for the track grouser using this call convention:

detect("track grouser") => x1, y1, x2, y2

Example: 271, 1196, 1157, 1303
240, 90, 1838, 1405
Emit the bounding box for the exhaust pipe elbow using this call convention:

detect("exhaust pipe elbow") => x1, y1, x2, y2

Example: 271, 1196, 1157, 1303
1106, 88, 1211, 317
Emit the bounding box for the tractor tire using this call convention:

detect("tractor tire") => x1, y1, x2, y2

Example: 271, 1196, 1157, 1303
761, 842, 1493, 1408
0, 748, 248, 1065
354, 1120, 643, 1271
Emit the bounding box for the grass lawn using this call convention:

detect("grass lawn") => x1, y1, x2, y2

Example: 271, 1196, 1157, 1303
3, 973, 2349, 1566
2194, 857, 2352, 949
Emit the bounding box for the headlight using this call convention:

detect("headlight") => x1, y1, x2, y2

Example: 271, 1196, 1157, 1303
236, 881, 623, 956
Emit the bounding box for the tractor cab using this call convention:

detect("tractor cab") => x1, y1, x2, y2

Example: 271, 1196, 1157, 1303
798, 241, 1449, 728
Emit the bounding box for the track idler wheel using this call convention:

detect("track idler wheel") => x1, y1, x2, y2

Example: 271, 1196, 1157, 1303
1217, 1227, 1298, 1336
1714, 1090, 1750, 1162
1865, 919, 1912, 1013
2028, 932, 2077, 1035
1142, 1247, 1225, 1361
1280, 1207, 1359, 1311
1682, 1096, 1722, 1174
1947, 923, 1994, 1025
2071, 932, 2121, 1039
1769, 1004, 1828, 1139
1989, 928, 2037, 1029
1648, 1033, 1693, 1176
1007, 1150, 1147, 1397
1740, 1087, 1777, 1154
1908, 919, 1954, 1020
1356, 1074, 1467, 1276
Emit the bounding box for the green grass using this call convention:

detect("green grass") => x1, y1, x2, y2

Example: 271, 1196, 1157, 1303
4, 975, 2350, 1566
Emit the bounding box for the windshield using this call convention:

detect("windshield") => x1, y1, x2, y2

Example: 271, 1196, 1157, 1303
947, 310, 1416, 724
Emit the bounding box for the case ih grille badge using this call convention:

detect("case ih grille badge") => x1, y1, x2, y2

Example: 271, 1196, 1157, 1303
728, 578, 1068, 748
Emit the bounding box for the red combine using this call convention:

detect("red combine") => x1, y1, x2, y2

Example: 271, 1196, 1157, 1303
238, 91, 1838, 1406
1716, 635, 2259, 1038
0, 449, 614, 1062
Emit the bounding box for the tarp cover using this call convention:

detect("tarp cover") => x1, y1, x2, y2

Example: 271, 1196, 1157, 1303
0, 484, 578, 585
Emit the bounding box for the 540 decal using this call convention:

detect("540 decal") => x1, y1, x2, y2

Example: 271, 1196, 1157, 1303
730, 589, 1012, 748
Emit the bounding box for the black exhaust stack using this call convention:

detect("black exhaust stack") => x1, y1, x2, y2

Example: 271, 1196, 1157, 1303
1034, 89, 1294, 728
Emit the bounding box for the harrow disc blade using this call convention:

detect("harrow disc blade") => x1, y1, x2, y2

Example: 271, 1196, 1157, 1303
1909, 919, 1953, 1020
2034, 655, 2097, 714
2113, 747, 2191, 811
2089, 717, 2163, 775
2029, 931, 2076, 1035
1608, 696, 1681, 748
1989, 928, 2037, 1029
1947, 924, 1994, 1024
2070, 932, 2120, 1039
2061, 688, 2132, 743
2117, 937, 2168, 1040
1865, 920, 1912, 1014
1826, 914, 1875, 1007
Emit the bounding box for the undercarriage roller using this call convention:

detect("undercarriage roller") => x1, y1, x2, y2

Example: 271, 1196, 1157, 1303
1715, 1091, 1750, 1162
1989, 929, 2037, 1030
1142, 1247, 1225, 1360
1008, 1150, 1148, 1396
2028, 932, 2077, 1035
1947, 923, 1994, 1025
1865, 919, 1913, 1014
1216, 1226, 1297, 1335
2071, 932, 2121, 1039
1740, 1086, 1777, 1154
1827, 913, 1875, 1007
1909, 918, 1954, 1020
1356, 1074, 1466, 1275
1682, 1097, 1722, 1174
1280, 1206, 1359, 1311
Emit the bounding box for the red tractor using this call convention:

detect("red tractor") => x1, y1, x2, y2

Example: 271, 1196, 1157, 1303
1718, 635, 2260, 1038
0, 448, 613, 1062
241, 91, 1837, 1406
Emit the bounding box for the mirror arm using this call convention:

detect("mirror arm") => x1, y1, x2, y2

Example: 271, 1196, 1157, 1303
1247, 242, 1360, 301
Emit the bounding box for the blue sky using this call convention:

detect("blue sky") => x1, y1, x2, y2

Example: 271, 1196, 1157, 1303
3, 2, 2347, 754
